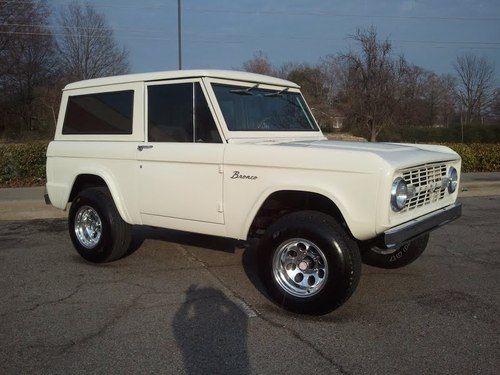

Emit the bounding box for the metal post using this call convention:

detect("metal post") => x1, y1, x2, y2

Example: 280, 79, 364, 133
178, 0, 182, 70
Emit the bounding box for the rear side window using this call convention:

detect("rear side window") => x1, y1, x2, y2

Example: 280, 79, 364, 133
148, 82, 221, 143
62, 90, 134, 135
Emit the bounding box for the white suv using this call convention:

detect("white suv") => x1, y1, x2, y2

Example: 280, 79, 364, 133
46, 70, 462, 314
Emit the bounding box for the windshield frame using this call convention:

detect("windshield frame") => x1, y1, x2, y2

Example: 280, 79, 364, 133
204, 77, 323, 140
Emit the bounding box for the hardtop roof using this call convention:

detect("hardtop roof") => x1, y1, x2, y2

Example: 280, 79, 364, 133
64, 69, 300, 90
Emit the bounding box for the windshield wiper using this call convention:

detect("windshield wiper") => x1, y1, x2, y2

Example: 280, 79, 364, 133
264, 87, 289, 97
229, 84, 259, 95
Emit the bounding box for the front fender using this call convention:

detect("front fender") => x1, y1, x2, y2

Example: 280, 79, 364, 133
242, 186, 351, 238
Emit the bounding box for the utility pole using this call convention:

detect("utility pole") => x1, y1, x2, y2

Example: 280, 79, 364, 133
177, 0, 182, 70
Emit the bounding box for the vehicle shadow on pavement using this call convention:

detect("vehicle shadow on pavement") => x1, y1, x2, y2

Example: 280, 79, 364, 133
173, 285, 250, 375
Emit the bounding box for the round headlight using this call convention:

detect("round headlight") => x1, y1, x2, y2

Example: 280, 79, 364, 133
391, 177, 408, 212
448, 167, 458, 193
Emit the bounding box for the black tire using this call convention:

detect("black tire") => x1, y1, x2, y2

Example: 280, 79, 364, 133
361, 234, 429, 269
257, 210, 361, 315
68, 187, 132, 263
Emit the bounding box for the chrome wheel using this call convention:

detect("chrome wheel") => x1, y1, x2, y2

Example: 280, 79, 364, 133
272, 238, 328, 298
74, 205, 102, 249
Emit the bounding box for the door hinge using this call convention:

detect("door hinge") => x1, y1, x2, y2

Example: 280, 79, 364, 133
218, 164, 224, 174
217, 203, 224, 213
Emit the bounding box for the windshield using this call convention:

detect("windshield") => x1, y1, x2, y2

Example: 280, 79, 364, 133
212, 83, 319, 132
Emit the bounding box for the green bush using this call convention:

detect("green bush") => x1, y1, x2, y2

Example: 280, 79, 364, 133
399, 125, 500, 144
443, 143, 500, 173
0, 142, 48, 187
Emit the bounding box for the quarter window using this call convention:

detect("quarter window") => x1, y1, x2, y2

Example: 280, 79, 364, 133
62, 90, 133, 134
148, 82, 221, 143
195, 84, 221, 143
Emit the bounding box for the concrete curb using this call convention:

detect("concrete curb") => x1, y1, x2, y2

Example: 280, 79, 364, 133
459, 181, 500, 197
0, 173, 499, 221
0, 187, 66, 221
0, 200, 67, 221
459, 172, 500, 197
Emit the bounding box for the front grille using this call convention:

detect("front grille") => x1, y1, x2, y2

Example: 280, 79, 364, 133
400, 163, 447, 212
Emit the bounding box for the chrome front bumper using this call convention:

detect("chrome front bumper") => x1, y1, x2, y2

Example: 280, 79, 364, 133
384, 202, 462, 248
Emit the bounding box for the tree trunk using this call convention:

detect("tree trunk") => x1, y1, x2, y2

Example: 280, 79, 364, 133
461, 116, 464, 143
51, 106, 57, 129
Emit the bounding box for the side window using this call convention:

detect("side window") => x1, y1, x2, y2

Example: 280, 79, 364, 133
147, 82, 222, 143
148, 83, 193, 142
62, 90, 133, 134
195, 84, 221, 143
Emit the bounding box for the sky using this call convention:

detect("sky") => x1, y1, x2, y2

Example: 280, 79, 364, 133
49, 0, 500, 83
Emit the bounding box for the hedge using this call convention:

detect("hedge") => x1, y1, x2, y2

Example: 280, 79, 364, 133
0, 142, 48, 187
352, 124, 500, 144
444, 143, 500, 173
0, 141, 498, 187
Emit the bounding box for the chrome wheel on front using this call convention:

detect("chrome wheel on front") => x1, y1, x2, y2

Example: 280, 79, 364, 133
272, 238, 328, 298
74, 205, 102, 249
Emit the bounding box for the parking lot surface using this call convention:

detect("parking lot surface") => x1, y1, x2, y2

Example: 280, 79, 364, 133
0, 196, 499, 374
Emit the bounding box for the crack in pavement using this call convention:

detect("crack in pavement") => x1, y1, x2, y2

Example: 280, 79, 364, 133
433, 240, 499, 267
0, 277, 159, 318
256, 313, 352, 375
59, 293, 144, 354
0, 282, 87, 317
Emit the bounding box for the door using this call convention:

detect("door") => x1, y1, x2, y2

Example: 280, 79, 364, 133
137, 79, 225, 224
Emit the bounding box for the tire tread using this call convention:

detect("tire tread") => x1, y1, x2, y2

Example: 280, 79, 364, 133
257, 210, 362, 315
69, 186, 131, 263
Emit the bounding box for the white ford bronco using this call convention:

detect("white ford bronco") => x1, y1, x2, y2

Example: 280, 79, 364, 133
46, 70, 462, 314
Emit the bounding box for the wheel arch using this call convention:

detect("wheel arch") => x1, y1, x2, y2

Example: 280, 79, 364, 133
67, 172, 133, 224
245, 188, 353, 239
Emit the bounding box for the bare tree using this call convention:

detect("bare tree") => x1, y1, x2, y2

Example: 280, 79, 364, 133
434, 74, 457, 127
0, 0, 58, 137
57, 1, 129, 80
340, 27, 402, 141
397, 63, 429, 128
286, 64, 325, 100
285, 63, 334, 129
453, 53, 495, 129
242, 51, 275, 76
491, 89, 500, 122
318, 55, 346, 107
34, 77, 66, 130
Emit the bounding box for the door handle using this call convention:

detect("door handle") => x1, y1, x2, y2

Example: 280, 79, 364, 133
137, 145, 153, 151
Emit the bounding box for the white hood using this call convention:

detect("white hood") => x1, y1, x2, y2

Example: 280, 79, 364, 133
244, 139, 460, 170
295, 140, 459, 169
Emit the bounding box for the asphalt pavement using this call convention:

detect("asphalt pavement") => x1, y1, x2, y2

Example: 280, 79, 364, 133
0, 196, 499, 374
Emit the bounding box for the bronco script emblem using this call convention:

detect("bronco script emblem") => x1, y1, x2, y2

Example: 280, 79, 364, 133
231, 171, 258, 180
